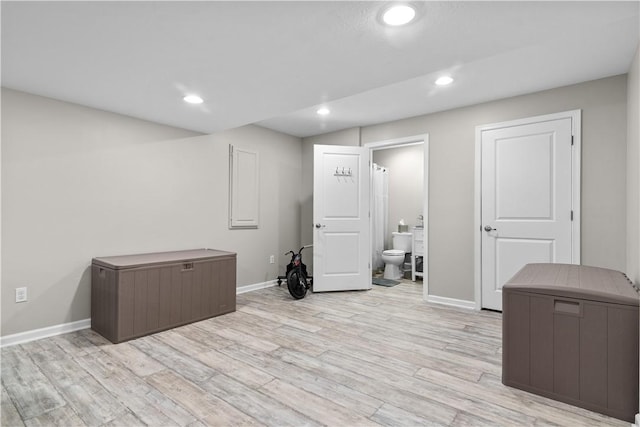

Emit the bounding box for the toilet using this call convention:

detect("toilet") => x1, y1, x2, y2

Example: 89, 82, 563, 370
382, 232, 412, 280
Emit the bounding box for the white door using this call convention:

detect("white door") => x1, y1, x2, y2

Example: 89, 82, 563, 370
313, 145, 371, 292
480, 114, 578, 310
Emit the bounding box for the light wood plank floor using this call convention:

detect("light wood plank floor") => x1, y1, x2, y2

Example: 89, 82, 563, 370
1, 281, 627, 426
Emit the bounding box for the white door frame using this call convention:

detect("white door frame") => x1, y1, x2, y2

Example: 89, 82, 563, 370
474, 110, 581, 310
364, 134, 429, 301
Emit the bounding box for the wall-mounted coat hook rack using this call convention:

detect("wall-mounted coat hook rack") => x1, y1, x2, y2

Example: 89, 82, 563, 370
334, 166, 353, 177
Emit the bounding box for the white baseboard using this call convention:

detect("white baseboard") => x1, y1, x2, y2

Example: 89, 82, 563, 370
634, 412, 639, 427
236, 280, 277, 295
427, 294, 476, 310
0, 281, 278, 348
0, 318, 91, 348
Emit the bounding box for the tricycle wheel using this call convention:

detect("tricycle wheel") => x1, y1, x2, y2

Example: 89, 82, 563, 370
286, 270, 307, 299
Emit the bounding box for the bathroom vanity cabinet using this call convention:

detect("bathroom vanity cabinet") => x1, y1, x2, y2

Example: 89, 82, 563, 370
411, 227, 424, 281
91, 248, 236, 343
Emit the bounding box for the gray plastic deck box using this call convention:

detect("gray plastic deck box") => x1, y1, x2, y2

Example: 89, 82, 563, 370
91, 248, 236, 343
502, 263, 639, 422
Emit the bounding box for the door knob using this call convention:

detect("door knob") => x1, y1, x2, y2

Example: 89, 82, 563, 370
484, 225, 497, 232
315, 223, 326, 229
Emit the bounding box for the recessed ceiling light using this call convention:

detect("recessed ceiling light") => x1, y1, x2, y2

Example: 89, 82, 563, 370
435, 76, 454, 86
383, 5, 416, 26
183, 94, 204, 104
317, 107, 330, 116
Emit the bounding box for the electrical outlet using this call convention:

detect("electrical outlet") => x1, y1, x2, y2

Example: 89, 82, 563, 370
15, 287, 27, 303
269, 255, 275, 264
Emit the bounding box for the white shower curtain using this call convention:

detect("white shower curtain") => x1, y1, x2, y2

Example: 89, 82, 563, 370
372, 163, 388, 271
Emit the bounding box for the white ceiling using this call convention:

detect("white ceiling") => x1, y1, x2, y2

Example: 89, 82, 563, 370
2, 1, 639, 138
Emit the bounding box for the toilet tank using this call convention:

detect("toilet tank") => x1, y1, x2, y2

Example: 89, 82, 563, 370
392, 232, 412, 252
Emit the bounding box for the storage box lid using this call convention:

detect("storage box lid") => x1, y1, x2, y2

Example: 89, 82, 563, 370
503, 263, 639, 306
92, 248, 235, 270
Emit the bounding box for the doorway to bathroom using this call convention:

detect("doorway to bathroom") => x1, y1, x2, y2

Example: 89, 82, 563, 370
365, 134, 429, 301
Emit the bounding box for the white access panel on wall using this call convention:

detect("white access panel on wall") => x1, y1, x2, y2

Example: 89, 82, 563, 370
229, 145, 259, 229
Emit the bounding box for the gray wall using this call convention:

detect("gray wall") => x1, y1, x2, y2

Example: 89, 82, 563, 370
627, 44, 640, 287
1, 88, 302, 337
625, 43, 640, 416
303, 75, 628, 302
372, 144, 424, 249
3, 72, 633, 336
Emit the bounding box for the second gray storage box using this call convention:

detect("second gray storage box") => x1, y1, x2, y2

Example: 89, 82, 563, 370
502, 263, 639, 422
